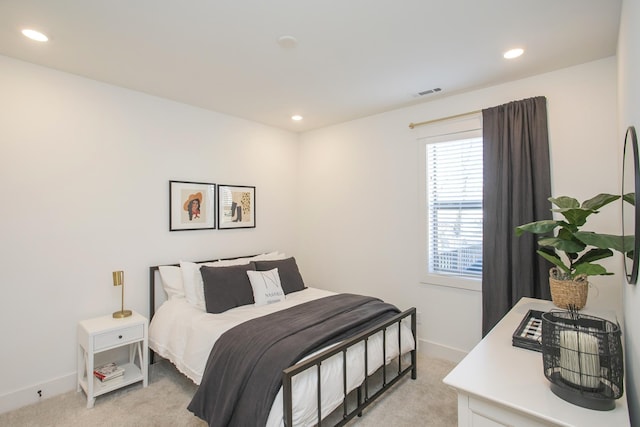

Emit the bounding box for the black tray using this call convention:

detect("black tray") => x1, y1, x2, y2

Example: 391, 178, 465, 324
512, 309, 545, 352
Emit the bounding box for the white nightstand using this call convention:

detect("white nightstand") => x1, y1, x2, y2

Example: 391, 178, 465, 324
77, 311, 148, 408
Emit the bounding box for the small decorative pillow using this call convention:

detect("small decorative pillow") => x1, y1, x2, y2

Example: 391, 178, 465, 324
201, 263, 256, 314
247, 268, 285, 306
254, 257, 306, 294
158, 265, 185, 300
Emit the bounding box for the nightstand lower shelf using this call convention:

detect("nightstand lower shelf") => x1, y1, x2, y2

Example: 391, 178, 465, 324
79, 362, 143, 398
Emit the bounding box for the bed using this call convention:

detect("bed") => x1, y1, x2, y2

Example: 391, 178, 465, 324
148, 252, 417, 427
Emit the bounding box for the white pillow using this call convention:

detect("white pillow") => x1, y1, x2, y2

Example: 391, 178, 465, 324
180, 261, 216, 310
158, 266, 185, 300
212, 252, 286, 266
250, 251, 287, 261
247, 268, 285, 306
211, 258, 252, 267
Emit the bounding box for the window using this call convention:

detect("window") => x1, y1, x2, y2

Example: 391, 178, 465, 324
418, 115, 482, 289
427, 137, 483, 278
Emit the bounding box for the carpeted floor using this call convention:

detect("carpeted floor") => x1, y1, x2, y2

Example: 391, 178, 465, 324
0, 353, 457, 427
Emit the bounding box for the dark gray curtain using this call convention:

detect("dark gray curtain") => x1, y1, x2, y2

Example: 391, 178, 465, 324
482, 96, 552, 336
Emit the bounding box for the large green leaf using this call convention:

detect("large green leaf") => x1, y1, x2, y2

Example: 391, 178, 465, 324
554, 220, 575, 233
551, 207, 595, 226
581, 193, 620, 210
573, 232, 628, 252
623, 235, 636, 252
515, 220, 559, 236
550, 196, 579, 209
557, 228, 577, 241
573, 262, 612, 276
555, 228, 582, 260
538, 246, 557, 257
623, 192, 635, 206
538, 236, 585, 253
575, 248, 613, 265
536, 249, 570, 273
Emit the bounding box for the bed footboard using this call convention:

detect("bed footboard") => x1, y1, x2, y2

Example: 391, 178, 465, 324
282, 307, 417, 427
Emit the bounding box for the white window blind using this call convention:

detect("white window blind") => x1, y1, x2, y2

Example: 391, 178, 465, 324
426, 137, 483, 277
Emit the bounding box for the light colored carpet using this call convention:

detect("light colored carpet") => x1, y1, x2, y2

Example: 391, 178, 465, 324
0, 353, 457, 426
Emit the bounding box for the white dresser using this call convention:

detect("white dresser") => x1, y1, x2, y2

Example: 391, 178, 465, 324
443, 297, 630, 426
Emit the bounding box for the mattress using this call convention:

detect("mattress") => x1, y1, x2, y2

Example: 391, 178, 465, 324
149, 287, 415, 426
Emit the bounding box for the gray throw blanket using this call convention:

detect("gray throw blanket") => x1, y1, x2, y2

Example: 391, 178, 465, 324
187, 293, 400, 427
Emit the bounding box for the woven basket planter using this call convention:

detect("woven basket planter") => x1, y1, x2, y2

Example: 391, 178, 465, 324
549, 267, 589, 310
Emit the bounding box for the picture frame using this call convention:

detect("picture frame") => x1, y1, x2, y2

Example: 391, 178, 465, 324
169, 180, 216, 231
217, 185, 256, 229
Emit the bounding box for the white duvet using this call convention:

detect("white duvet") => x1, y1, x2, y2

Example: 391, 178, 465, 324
149, 287, 415, 427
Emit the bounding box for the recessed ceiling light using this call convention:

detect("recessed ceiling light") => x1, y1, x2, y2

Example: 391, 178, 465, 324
291, 115, 303, 121
503, 48, 524, 59
277, 36, 298, 49
22, 29, 49, 42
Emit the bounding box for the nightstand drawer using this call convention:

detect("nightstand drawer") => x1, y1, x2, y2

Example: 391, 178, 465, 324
94, 324, 144, 351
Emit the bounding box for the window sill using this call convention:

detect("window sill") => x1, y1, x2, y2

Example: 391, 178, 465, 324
419, 274, 482, 292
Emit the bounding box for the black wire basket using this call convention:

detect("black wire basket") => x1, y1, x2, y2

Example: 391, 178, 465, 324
541, 310, 624, 411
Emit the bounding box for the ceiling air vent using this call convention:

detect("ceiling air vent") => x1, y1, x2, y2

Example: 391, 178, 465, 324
418, 87, 442, 96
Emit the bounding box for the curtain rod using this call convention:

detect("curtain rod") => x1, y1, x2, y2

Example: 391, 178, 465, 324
408, 109, 482, 129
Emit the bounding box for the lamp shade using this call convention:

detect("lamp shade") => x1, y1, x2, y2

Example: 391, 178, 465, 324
112, 270, 131, 318
112, 270, 124, 286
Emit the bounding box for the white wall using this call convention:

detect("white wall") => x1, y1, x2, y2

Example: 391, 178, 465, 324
618, 0, 640, 423
297, 57, 621, 361
0, 55, 300, 412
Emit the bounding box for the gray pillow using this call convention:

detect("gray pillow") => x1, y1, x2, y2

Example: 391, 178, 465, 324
254, 257, 306, 294
201, 263, 256, 314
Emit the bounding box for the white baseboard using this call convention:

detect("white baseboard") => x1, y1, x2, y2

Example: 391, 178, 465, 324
0, 372, 76, 414
0, 341, 463, 415
418, 338, 468, 363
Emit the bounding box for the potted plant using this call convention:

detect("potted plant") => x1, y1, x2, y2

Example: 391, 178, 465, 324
515, 193, 632, 309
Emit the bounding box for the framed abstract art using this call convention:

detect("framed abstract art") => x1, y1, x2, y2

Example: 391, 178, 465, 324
169, 180, 216, 231
217, 185, 255, 229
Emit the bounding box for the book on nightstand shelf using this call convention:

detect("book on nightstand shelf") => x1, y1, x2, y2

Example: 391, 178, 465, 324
94, 362, 125, 382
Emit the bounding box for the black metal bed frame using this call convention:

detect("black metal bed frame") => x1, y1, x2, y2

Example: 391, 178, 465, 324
149, 257, 417, 426
282, 307, 416, 427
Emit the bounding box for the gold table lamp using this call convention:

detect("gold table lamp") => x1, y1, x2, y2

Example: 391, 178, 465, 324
112, 270, 132, 318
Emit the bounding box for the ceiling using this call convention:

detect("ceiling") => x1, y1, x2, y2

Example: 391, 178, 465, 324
0, 1, 622, 132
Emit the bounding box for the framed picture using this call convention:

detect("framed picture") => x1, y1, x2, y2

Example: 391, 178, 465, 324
218, 185, 256, 229
169, 180, 216, 231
